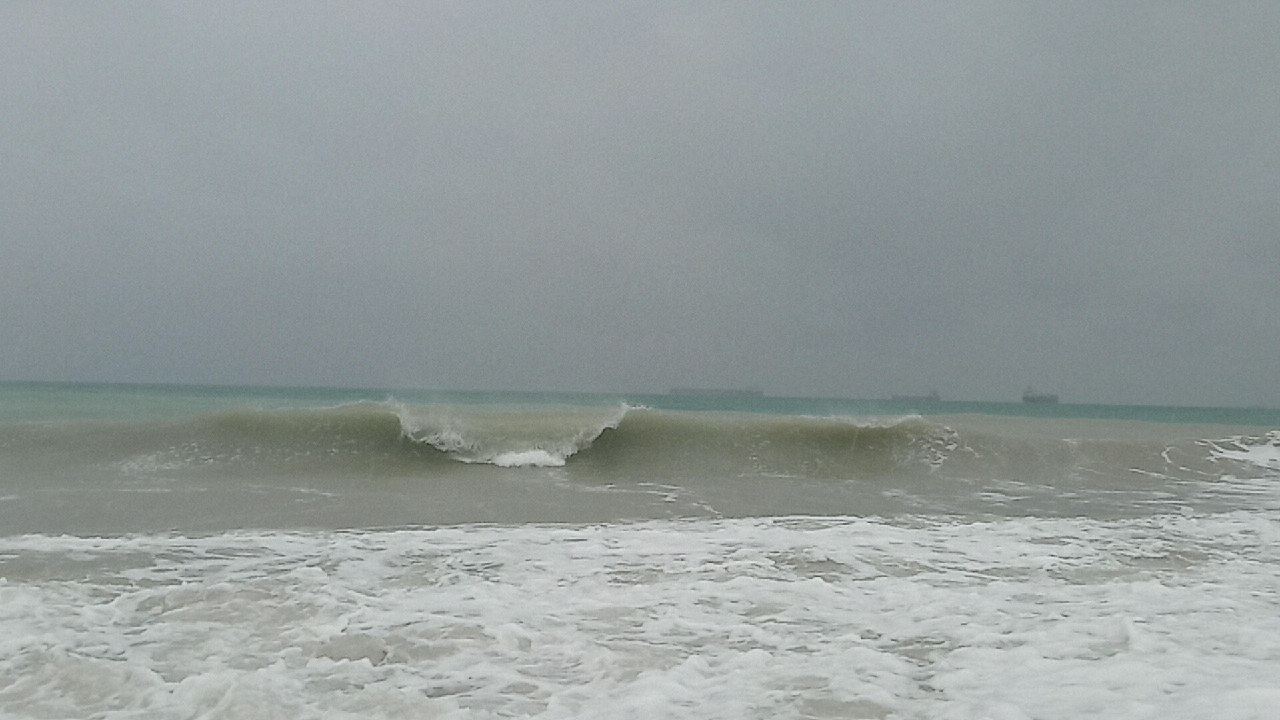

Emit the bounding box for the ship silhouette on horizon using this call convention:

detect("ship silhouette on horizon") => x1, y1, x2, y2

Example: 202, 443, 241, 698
1022, 386, 1059, 404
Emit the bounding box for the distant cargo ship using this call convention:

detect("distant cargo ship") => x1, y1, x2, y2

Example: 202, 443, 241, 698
1022, 386, 1059, 404
891, 391, 941, 402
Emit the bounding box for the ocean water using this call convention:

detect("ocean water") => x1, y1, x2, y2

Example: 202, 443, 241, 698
1, 382, 1278, 719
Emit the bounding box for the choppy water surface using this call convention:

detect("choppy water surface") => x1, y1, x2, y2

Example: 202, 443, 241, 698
1, 383, 1277, 718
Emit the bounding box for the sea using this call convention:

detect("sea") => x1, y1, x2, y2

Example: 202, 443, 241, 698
1, 381, 1278, 719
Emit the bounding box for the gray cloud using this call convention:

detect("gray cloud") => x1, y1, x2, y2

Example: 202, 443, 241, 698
2, 2, 1277, 405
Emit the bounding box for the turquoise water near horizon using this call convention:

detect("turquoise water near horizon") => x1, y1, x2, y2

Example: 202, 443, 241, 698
3, 380, 1277, 427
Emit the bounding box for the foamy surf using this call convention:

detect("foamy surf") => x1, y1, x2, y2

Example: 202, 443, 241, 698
489, 449, 566, 467
1204, 430, 1280, 472
2, 513, 1277, 719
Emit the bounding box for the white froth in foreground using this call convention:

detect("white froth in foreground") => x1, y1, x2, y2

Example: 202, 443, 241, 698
1, 514, 1278, 720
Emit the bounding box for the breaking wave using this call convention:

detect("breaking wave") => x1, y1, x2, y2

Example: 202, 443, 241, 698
5, 400, 1276, 496
391, 401, 629, 467
53, 401, 956, 482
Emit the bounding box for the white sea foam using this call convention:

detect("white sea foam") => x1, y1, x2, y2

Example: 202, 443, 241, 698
1205, 431, 1280, 472
2, 512, 1277, 719
491, 449, 567, 467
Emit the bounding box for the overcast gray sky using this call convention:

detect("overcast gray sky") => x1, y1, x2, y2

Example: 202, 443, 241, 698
2, 2, 1277, 405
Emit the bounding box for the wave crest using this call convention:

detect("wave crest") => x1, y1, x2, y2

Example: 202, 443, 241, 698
34, 401, 1273, 488
391, 401, 631, 467
103, 402, 949, 476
